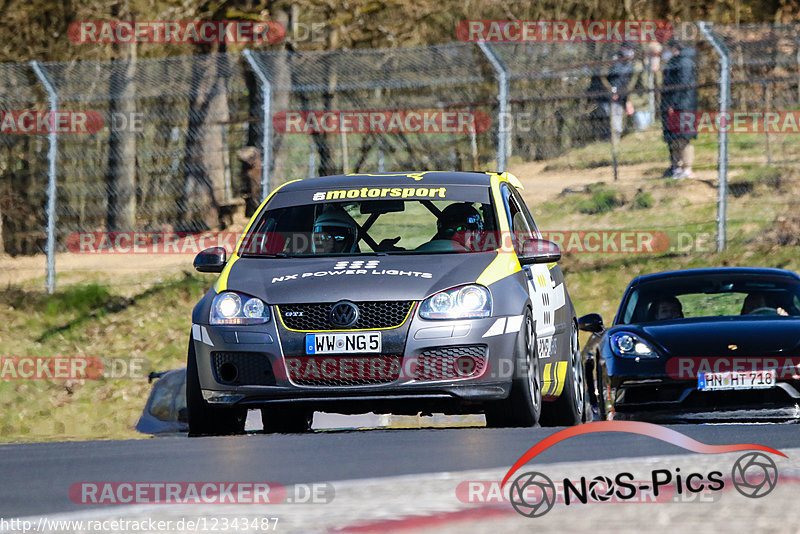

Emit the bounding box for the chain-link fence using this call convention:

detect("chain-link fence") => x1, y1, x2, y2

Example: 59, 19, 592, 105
1, 23, 799, 291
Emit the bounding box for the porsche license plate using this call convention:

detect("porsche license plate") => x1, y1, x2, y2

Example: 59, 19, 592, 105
305, 332, 381, 354
698, 369, 776, 391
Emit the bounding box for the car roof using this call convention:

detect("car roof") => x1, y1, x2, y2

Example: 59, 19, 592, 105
277, 171, 499, 191
630, 267, 800, 286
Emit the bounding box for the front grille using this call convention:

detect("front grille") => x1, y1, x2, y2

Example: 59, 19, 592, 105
211, 351, 275, 386
278, 301, 414, 331
287, 354, 402, 387
415, 345, 488, 380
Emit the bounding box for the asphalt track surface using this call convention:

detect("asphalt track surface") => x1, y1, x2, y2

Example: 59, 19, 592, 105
1, 423, 799, 518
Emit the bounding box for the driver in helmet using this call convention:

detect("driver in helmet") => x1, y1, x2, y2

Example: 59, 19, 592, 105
434, 203, 485, 250
311, 207, 359, 254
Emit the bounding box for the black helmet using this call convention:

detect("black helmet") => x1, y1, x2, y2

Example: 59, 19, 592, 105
437, 203, 484, 238
312, 208, 358, 253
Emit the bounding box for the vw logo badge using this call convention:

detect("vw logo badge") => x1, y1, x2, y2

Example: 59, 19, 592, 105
329, 301, 359, 328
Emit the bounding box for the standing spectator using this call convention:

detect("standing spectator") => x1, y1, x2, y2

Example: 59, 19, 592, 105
629, 42, 663, 132
661, 39, 698, 179
602, 42, 637, 179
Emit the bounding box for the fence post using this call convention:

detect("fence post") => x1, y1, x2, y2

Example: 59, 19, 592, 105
698, 22, 730, 253
242, 50, 273, 201
477, 42, 509, 172
30, 60, 58, 293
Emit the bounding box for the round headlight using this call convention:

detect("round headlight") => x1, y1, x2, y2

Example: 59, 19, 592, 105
217, 293, 241, 318
616, 334, 635, 353
243, 298, 265, 318
431, 292, 453, 312
458, 286, 487, 311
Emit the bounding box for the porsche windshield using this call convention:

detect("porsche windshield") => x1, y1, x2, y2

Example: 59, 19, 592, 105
239, 194, 500, 256
618, 273, 800, 324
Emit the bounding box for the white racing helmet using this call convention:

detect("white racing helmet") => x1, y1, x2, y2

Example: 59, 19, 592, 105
311, 208, 359, 253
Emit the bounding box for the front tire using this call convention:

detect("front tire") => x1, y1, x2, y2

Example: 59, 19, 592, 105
186, 339, 246, 437
485, 310, 541, 428
540, 321, 585, 426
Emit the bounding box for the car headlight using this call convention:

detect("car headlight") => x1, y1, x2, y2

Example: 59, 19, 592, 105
609, 332, 657, 358
210, 291, 270, 325
419, 285, 491, 320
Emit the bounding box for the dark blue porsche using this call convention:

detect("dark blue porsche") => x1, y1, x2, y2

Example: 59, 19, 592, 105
579, 267, 800, 422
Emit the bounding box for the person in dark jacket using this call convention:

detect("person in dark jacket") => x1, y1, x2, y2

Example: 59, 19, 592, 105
602, 42, 637, 180
661, 39, 698, 179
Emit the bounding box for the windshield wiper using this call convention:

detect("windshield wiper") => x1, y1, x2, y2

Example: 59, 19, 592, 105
243, 252, 290, 258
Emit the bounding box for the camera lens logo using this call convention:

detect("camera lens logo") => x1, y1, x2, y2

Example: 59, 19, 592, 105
731, 452, 778, 498
509, 472, 556, 518
587, 476, 614, 502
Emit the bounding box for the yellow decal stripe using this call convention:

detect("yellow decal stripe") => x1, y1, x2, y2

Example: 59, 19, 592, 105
542, 362, 554, 396
346, 172, 449, 181
476, 252, 521, 287
213, 254, 238, 293
551, 361, 568, 397
215, 179, 300, 293
495, 171, 524, 190
475, 174, 520, 287
542, 361, 567, 398
275, 303, 415, 333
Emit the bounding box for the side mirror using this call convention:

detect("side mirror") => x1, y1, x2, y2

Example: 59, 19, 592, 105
194, 247, 227, 273
578, 313, 605, 333
518, 238, 561, 265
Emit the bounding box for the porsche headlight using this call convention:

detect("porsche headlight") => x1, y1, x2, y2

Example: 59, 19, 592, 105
419, 285, 491, 319
610, 332, 657, 358
211, 291, 270, 325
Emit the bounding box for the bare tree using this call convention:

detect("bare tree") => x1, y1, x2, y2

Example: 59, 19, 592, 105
105, 0, 137, 231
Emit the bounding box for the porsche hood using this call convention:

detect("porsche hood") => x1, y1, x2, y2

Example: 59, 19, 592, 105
223, 252, 501, 303
619, 317, 800, 357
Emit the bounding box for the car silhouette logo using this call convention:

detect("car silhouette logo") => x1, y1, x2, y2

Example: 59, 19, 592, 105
329, 301, 359, 328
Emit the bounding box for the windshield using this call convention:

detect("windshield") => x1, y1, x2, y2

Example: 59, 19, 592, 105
618, 273, 800, 324
240, 191, 498, 257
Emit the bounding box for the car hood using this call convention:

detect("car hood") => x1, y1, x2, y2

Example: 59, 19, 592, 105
224, 252, 498, 304
616, 317, 800, 357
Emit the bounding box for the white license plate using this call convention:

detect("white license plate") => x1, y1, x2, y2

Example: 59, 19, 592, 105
698, 369, 776, 391
305, 332, 381, 354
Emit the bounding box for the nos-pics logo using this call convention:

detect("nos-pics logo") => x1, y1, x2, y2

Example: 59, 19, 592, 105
503, 421, 783, 518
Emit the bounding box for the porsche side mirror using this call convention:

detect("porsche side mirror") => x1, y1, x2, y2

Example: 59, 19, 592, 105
518, 238, 561, 265
578, 313, 605, 333
194, 247, 227, 273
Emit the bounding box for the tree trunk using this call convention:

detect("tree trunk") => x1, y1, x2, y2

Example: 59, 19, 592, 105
179, 45, 231, 230
268, 5, 293, 189
105, 0, 137, 232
